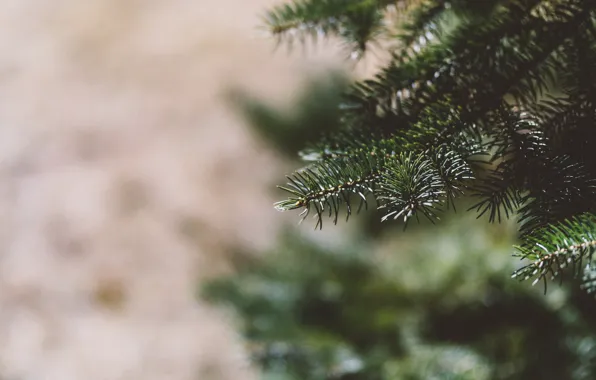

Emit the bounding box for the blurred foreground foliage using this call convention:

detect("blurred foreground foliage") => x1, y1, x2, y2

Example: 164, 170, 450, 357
203, 213, 596, 379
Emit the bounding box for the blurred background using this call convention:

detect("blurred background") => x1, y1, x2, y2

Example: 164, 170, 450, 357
0, 0, 342, 378
1, 1, 596, 379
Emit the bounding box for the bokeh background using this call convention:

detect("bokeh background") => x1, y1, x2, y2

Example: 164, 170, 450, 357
2, 1, 596, 380
0, 1, 343, 379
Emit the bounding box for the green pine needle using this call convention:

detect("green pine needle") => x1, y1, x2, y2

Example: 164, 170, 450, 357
512, 213, 596, 292
274, 152, 383, 229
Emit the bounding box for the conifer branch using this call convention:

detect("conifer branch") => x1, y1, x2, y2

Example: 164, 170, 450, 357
267, 0, 596, 293
512, 213, 596, 293
277, 144, 476, 228
377, 148, 474, 224
377, 151, 444, 224
264, 0, 397, 54
275, 153, 383, 229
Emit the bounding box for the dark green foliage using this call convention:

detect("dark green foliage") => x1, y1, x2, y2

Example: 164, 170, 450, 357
263, 0, 398, 55
377, 151, 445, 224
203, 216, 596, 379
229, 72, 349, 156
512, 213, 596, 291
204, 234, 405, 379
274, 151, 382, 229
275, 101, 483, 229
267, 0, 596, 291
377, 148, 474, 224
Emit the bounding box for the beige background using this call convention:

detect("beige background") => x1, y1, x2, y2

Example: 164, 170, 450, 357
0, 1, 345, 379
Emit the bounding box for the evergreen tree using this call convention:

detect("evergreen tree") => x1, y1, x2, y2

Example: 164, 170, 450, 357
204, 214, 596, 379
268, 0, 596, 292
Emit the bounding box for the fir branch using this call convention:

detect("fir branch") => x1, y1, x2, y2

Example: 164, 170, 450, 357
347, 0, 594, 125
278, 142, 476, 228
264, 0, 395, 54
300, 101, 483, 164
267, 0, 596, 293
469, 170, 522, 223
275, 153, 384, 229
469, 108, 544, 223
377, 151, 445, 224
392, 0, 445, 60
517, 156, 596, 236
376, 147, 475, 224
512, 213, 596, 293
427, 145, 475, 209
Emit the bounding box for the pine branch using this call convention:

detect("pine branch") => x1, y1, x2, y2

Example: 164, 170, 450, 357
300, 101, 483, 164
264, 0, 396, 54
517, 155, 596, 236
266, 0, 596, 293
392, 0, 445, 60
277, 142, 476, 228
377, 151, 444, 224
275, 152, 383, 229
346, 0, 594, 126
512, 213, 596, 292
469, 170, 523, 223
377, 147, 475, 224
469, 108, 544, 223
427, 145, 476, 209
